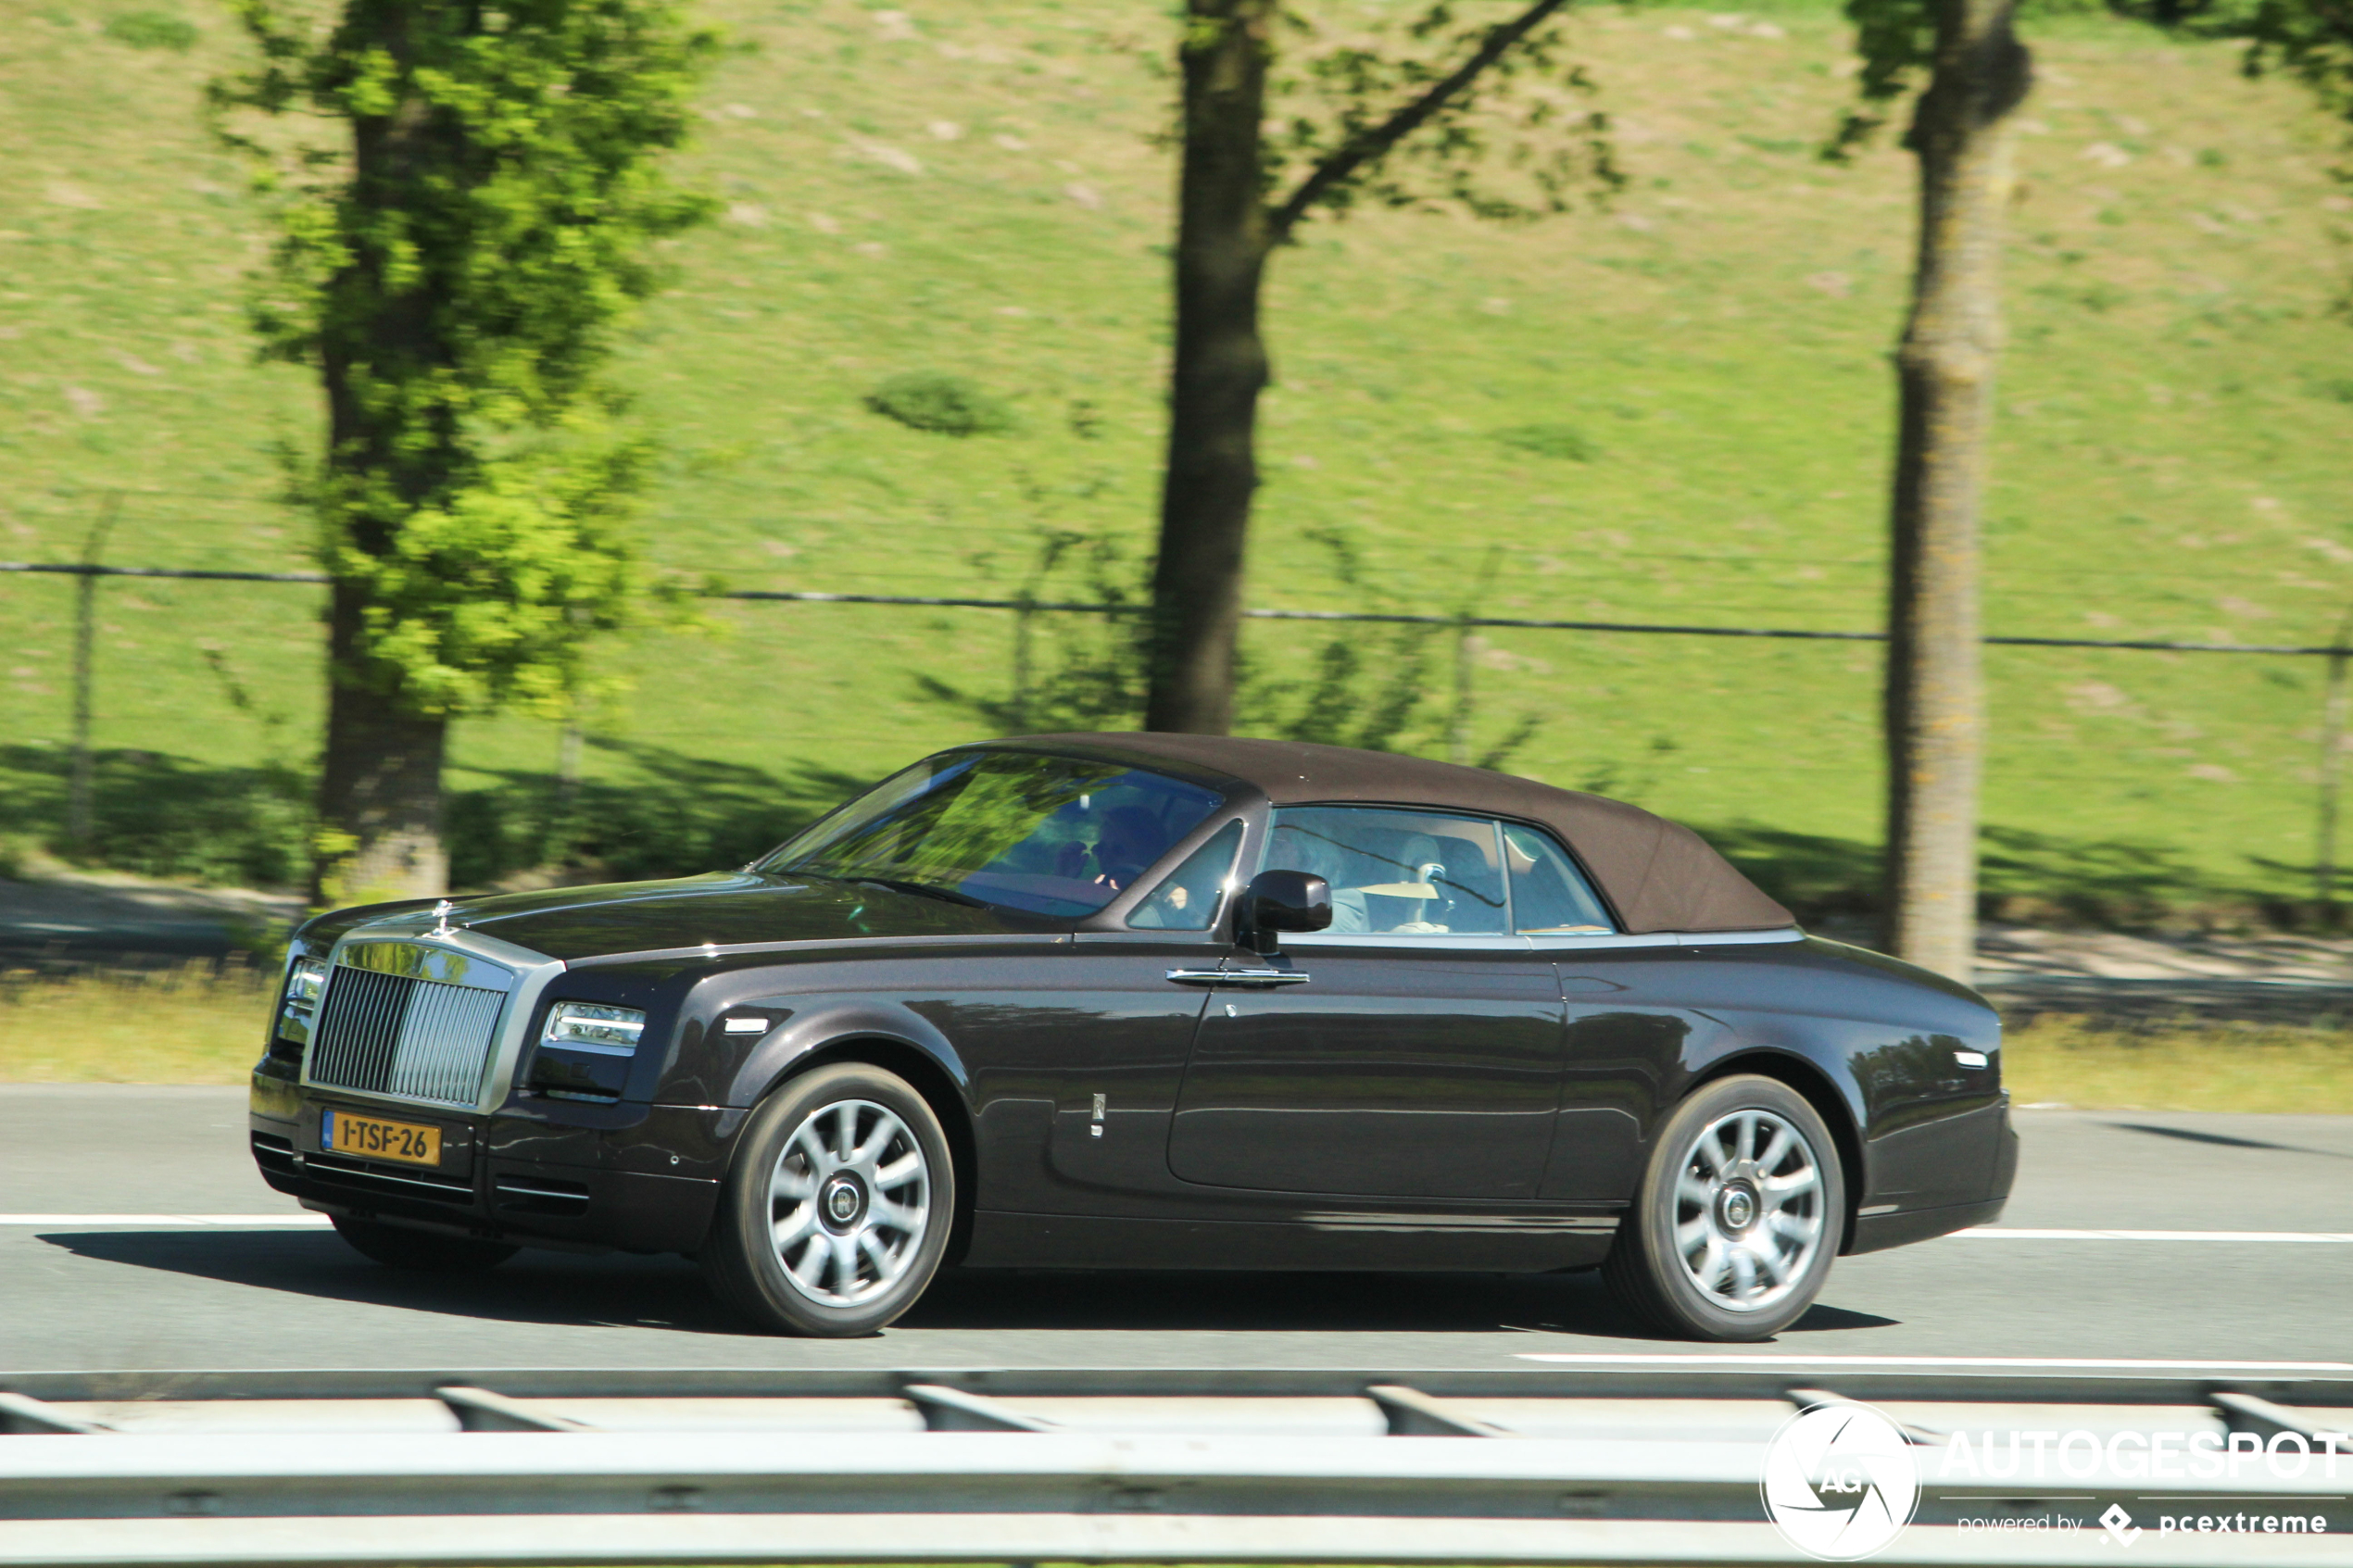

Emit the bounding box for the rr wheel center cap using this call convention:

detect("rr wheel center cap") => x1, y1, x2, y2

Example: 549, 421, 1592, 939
821, 1174, 867, 1231
1718, 1182, 1758, 1233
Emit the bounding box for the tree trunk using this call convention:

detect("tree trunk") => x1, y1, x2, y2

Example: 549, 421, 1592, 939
1145, 0, 1277, 735
1880, 0, 2031, 982
309, 5, 462, 905
314, 583, 449, 905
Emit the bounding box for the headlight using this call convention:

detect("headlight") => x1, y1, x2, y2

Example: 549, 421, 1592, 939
541, 1001, 648, 1055
276, 956, 330, 1046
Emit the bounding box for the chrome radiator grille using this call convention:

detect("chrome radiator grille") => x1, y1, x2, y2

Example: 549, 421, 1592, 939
308, 964, 507, 1109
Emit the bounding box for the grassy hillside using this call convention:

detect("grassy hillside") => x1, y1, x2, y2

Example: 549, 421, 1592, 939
2, 0, 2348, 919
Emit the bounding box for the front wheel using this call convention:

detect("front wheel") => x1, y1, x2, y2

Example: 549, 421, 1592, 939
701, 1061, 954, 1337
1604, 1074, 1845, 1341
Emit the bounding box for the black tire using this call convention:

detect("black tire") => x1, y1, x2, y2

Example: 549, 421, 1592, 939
331, 1214, 518, 1273
1604, 1073, 1845, 1341
701, 1061, 955, 1337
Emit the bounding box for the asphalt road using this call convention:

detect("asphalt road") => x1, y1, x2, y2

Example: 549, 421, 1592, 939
2, 1087, 2348, 1377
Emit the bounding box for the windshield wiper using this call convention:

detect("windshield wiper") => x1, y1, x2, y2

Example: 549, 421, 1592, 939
850, 876, 989, 909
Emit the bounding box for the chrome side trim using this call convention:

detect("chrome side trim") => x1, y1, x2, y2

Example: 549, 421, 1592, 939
1524, 927, 1805, 953
1276, 926, 1806, 953
1285, 933, 1535, 951
1675, 927, 1806, 947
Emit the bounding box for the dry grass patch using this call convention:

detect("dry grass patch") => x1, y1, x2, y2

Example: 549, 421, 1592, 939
2004, 1013, 2353, 1113
0, 964, 271, 1084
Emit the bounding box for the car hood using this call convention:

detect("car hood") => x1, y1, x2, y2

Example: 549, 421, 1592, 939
346, 872, 1045, 963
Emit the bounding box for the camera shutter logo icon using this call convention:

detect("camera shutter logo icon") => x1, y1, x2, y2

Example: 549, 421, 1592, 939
1761, 1403, 1921, 1560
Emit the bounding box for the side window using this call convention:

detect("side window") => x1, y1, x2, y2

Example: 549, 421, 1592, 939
1128, 820, 1244, 931
1503, 823, 1616, 935
1265, 807, 1509, 935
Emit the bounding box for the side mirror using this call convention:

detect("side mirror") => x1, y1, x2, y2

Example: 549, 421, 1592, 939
1239, 869, 1332, 955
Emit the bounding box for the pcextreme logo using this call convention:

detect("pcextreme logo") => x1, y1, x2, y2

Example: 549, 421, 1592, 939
1762, 1403, 1923, 1560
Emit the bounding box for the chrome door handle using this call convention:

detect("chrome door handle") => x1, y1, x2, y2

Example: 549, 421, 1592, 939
1165, 967, 1311, 986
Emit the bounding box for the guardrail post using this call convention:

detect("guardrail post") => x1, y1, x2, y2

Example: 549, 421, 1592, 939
66, 495, 120, 855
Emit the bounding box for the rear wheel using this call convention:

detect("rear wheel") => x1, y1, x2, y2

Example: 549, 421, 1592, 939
701, 1061, 953, 1337
1604, 1074, 1844, 1340
331, 1214, 517, 1273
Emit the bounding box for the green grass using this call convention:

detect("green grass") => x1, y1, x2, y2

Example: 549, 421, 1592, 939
2, 0, 2350, 913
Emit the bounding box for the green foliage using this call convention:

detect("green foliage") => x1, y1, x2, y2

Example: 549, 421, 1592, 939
864, 371, 1018, 436
2245, 0, 2353, 137
916, 522, 1541, 768
1825, 0, 1936, 158
208, 0, 721, 720
1269, 0, 1622, 225
915, 528, 1151, 733
1495, 421, 1597, 460
105, 11, 201, 51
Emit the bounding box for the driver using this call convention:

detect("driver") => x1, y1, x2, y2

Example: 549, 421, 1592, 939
1089, 806, 1167, 893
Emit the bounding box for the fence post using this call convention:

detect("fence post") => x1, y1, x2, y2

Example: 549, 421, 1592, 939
2318, 641, 2350, 926
1448, 616, 1477, 767
67, 494, 121, 855
1010, 596, 1035, 733
1446, 546, 1504, 767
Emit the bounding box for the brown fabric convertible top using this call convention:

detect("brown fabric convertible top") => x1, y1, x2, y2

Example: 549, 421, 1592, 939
989, 732, 1794, 935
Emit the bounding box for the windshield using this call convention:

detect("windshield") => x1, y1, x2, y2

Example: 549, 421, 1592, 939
759, 750, 1225, 920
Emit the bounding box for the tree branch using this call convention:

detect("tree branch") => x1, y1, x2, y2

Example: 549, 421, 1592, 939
1266, 0, 1574, 244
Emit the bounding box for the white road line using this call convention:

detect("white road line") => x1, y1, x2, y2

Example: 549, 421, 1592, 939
1516, 1354, 2353, 1371
1956, 1227, 2353, 1242
0, 1214, 332, 1227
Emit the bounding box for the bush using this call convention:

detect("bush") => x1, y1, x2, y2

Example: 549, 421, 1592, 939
104, 10, 199, 50
1495, 422, 1597, 461
863, 372, 1016, 436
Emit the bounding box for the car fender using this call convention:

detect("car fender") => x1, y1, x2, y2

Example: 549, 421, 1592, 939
1671, 1025, 1872, 1236
720, 996, 973, 1115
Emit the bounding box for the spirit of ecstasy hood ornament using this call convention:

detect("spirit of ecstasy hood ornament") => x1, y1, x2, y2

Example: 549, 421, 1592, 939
431, 899, 455, 936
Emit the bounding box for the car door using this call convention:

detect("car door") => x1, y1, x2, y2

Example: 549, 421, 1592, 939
1164, 807, 1567, 1201
941, 820, 1247, 1213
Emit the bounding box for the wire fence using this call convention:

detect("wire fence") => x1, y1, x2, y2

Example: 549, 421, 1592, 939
7, 557, 2353, 910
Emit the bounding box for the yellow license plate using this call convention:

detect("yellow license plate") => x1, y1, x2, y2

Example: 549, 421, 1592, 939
322, 1110, 442, 1167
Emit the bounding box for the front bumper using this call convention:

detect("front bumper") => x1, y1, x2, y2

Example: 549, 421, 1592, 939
249, 1063, 731, 1255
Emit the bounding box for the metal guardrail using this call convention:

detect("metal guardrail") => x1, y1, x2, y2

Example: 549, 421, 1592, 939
2, 1372, 2348, 1566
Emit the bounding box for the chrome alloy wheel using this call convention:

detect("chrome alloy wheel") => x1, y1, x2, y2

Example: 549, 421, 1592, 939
1671, 1107, 1826, 1314
766, 1098, 931, 1307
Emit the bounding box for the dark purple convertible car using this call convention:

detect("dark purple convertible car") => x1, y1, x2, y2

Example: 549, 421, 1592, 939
251, 734, 2014, 1340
